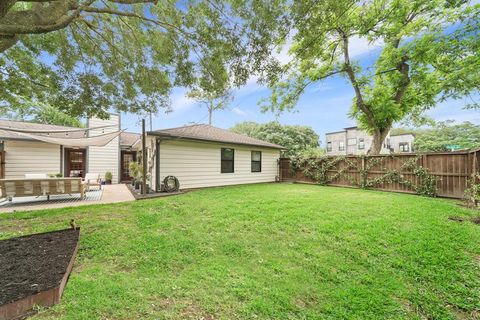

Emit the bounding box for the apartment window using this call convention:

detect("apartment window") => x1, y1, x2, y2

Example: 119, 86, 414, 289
327, 142, 332, 152
384, 138, 391, 149
358, 138, 365, 150
251, 151, 262, 172
221, 148, 234, 173
347, 138, 357, 146
399, 142, 409, 152
339, 141, 345, 151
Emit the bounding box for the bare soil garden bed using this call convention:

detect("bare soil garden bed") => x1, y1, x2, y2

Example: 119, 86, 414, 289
0, 228, 79, 320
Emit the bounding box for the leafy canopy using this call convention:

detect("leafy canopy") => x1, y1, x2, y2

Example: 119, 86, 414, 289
230, 121, 320, 157
407, 121, 480, 152
0, 0, 281, 121
255, 0, 479, 153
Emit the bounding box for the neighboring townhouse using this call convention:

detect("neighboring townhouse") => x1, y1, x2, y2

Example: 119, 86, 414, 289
389, 133, 415, 153
325, 126, 414, 155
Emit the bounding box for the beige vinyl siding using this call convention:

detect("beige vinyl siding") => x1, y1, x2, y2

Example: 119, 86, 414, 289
156, 139, 279, 189
4, 140, 60, 179
87, 115, 120, 183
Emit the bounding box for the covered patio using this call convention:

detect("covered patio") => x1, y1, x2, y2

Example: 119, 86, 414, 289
0, 184, 134, 213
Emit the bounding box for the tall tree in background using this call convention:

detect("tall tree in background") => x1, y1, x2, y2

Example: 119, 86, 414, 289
187, 53, 233, 125
188, 88, 232, 125
0, 0, 277, 123
230, 121, 320, 157
401, 121, 480, 152
257, 0, 479, 154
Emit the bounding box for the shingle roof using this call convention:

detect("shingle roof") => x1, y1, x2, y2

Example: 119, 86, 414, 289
120, 132, 141, 147
148, 124, 284, 149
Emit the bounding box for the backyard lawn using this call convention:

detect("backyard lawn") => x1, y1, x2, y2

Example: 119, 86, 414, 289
1, 183, 479, 319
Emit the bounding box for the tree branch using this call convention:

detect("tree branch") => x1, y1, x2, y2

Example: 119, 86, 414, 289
340, 31, 377, 123
79, 6, 186, 34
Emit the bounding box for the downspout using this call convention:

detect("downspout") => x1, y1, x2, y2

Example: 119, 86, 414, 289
155, 138, 161, 192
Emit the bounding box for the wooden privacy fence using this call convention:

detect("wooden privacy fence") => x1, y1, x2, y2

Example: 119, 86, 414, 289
279, 149, 480, 199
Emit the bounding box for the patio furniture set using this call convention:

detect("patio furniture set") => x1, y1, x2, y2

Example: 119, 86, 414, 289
0, 173, 102, 202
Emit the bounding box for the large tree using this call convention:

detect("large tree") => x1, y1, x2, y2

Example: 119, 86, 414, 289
230, 121, 320, 157
0, 0, 272, 121
257, 0, 479, 154
397, 121, 480, 152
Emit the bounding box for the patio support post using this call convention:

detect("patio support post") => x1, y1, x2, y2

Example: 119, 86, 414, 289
142, 119, 147, 195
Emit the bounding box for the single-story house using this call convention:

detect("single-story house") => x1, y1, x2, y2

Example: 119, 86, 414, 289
0, 115, 283, 190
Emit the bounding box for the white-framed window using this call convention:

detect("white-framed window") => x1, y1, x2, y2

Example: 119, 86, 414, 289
358, 138, 365, 150
399, 142, 410, 152
327, 142, 332, 152
339, 141, 345, 151
347, 138, 357, 146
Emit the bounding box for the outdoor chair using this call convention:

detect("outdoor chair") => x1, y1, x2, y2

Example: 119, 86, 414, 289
83, 173, 101, 192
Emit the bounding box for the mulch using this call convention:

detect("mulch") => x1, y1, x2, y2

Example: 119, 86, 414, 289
0, 228, 79, 306
448, 216, 480, 225
126, 184, 184, 200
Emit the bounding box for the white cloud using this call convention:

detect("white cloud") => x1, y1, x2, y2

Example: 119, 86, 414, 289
170, 90, 196, 112
232, 107, 247, 116
309, 85, 335, 93
274, 38, 294, 65
348, 36, 384, 58
234, 75, 267, 98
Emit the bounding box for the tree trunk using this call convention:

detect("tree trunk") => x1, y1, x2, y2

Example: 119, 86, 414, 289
208, 108, 212, 125
368, 127, 391, 155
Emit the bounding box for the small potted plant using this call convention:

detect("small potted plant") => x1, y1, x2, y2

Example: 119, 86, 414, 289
129, 162, 141, 189
105, 171, 113, 185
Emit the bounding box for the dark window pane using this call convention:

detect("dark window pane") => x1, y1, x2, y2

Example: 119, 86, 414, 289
252, 162, 261, 172
252, 151, 261, 161
221, 148, 234, 160
221, 160, 234, 173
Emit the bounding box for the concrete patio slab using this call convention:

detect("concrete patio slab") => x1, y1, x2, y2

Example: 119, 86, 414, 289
0, 184, 135, 214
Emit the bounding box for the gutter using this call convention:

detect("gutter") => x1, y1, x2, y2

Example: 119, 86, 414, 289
146, 131, 285, 150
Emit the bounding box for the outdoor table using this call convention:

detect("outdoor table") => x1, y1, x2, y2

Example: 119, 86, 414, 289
0, 177, 84, 200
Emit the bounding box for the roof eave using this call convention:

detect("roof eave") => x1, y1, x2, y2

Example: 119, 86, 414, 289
147, 131, 285, 150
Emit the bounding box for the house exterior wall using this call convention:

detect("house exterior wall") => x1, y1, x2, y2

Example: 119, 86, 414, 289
87, 114, 120, 183
326, 127, 394, 156
325, 132, 346, 156
151, 138, 280, 189
390, 134, 415, 153
4, 140, 61, 179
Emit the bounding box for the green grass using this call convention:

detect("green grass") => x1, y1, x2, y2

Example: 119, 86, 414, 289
1, 183, 479, 319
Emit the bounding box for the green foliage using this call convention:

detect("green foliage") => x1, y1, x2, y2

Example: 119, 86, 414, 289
413, 121, 480, 152
291, 155, 438, 197
1, 184, 479, 319
230, 121, 319, 157
464, 173, 480, 207
187, 87, 232, 125
0, 1, 266, 120
105, 171, 113, 181
128, 162, 142, 182
300, 147, 325, 158
252, 0, 480, 153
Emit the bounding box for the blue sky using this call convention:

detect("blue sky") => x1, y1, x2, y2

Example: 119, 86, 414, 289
121, 35, 480, 147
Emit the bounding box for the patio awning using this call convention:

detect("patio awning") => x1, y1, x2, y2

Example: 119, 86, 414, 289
0, 124, 116, 134
6, 130, 123, 147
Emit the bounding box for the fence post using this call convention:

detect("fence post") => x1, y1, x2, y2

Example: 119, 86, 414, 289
361, 156, 366, 187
